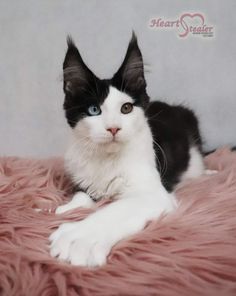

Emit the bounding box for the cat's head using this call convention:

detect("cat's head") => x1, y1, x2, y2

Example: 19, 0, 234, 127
63, 33, 149, 152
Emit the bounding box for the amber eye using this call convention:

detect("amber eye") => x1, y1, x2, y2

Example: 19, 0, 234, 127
121, 103, 133, 114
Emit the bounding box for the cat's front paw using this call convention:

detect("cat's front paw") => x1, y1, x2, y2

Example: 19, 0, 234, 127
49, 220, 111, 267
55, 192, 95, 214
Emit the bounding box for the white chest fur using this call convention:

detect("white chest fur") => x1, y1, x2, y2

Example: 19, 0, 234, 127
65, 142, 126, 200
65, 118, 163, 201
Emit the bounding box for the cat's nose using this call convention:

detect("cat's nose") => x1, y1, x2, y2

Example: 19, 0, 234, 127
106, 127, 121, 136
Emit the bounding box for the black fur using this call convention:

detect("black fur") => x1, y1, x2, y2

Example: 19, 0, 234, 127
146, 101, 202, 191
63, 37, 110, 127
62, 33, 203, 192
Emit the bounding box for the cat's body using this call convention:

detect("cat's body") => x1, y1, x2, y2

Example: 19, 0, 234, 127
50, 34, 204, 267
65, 98, 204, 201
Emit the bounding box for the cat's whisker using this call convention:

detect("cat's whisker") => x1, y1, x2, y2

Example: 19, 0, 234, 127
147, 110, 163, 121
152, 148, 162, 176
152, 139, 168, 176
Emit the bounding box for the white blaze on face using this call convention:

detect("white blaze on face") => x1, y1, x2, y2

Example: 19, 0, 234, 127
73, 86, 146, 149
100, 86, 133, 128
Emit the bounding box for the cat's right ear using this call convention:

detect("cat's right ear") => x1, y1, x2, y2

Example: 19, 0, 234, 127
63, 36, 94, 95
112, 32, 147, 93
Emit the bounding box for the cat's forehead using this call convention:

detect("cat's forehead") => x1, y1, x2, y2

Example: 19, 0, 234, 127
101, 86, 133, 110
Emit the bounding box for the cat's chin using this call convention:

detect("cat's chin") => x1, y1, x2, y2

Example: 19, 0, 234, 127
102, 141, 122, 154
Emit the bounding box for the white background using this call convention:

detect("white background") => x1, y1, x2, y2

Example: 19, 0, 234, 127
0, 0, 235, 157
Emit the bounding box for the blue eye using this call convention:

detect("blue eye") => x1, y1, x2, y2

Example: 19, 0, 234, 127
87, 105, 101, 116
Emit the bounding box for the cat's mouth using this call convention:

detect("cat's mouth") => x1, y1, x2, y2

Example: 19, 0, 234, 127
105, 137, 120, 146
91, 135, 121, 145
111, 136, 119, 143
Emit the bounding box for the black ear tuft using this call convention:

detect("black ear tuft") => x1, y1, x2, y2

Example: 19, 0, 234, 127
66, 35, 76, 49
112, 32, 146, 92
130, 31, 138, 47
63, 36, 95, 95
63, 36, 83, 70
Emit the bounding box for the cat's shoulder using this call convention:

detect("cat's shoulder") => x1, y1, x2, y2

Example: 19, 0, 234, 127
146, 101, 196, 119
146, 101, 199, 128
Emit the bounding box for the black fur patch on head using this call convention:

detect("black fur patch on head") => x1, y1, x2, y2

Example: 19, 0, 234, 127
62, 33, 149, 128
63, 37, 110, 128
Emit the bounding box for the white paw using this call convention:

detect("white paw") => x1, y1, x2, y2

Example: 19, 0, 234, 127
204, 169, 218, 175
56, 192, 95, 214
49, 220, 111, 267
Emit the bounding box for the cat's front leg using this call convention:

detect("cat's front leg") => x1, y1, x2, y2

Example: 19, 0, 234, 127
50, 191, 175, 267
55, 191, 95, 214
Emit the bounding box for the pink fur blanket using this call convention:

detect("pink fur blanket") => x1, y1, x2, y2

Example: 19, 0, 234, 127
0, 148, 236, 296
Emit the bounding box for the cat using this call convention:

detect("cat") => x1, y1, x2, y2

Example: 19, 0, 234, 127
49, 33, 205, 267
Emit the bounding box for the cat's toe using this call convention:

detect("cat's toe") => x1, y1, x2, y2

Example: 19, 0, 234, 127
50, 231, 73, 261
68, 239, 91, 266
68, 238, 110, 267
49, 222, 81, 261
49, 220, 111, 267
87, 243, 110, 267
49, 222, 77, 242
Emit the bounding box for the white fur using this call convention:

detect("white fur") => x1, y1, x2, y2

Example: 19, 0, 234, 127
55, 192, 95, 214
204, 169, 218, 175
50, 86, 177, 267
181, 146, 205, 181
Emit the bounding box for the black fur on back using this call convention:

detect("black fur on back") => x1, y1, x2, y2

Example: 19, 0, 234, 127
146, 101, 202, 191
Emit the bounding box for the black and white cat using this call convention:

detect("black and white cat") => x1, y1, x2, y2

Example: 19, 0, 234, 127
50, 33, 205, 267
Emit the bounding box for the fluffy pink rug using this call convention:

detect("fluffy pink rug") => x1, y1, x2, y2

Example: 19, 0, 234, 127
0, 148, 236, 296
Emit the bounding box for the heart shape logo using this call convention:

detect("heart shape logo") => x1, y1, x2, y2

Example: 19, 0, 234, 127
179, 13, 205, 37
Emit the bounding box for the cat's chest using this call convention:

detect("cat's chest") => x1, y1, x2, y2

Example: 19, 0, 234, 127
67, 154, 127, 201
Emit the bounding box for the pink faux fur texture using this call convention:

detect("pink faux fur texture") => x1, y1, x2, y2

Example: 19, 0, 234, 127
0, 148, 236, 296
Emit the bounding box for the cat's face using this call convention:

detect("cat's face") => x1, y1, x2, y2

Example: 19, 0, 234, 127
63, 33, 149, 151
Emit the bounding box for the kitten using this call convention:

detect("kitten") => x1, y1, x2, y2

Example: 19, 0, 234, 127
49, 33, 205, 267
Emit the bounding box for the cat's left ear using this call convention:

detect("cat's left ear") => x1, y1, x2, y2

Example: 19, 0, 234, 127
112, 32, 146, 92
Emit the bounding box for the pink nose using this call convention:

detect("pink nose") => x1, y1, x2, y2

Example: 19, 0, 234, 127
107, 127, 121, 136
